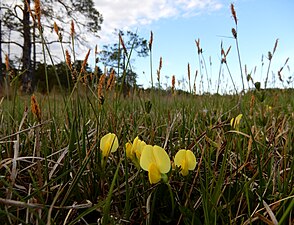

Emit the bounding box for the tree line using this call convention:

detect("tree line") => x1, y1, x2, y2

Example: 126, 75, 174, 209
0, 1, 148, 94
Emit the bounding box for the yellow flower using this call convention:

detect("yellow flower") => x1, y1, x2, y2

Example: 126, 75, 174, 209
230, 114, 242, 130
265, 105, 272, 112
140, 145, 171, 184
174, 149, 196, 176
100, 133, 119, 158
125, 136, 146, 161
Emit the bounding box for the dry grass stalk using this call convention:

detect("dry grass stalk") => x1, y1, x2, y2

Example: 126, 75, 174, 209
277, 57, 289, 82
250, 94, 255, 117
193, 70, 198, 94
149, 31, 153, 51
221, 46, 231, 64
231, 3, 238, 25
6, 108, 28, 204
30, 94, 43, 189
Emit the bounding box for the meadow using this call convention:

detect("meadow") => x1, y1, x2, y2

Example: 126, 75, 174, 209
0, 3, 293, 225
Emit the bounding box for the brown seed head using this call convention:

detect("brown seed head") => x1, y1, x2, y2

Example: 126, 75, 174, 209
268, 51, 272, 61
119, 33, 127, 55
221, 48, 226, 64
106, 69, 116, 91
5, 54, 10, 72
231, 3, 237, 25
71, 20, 75, 38
98, 74, 106, 104
232, 28, 237, 39
221, 48, 225, 56
278, 70, 283, 82
53, 22, 62, 41
31, 94, 41, 122
159, 57, 162, 71
65, 50, 72, 71
149, 31, 153, 51
195, 38, 202, 54
53, 22, 59, 35
187, 63, 191, 81
81, 49, 91, 74
95, 45, 99, 55
172, 75, 175, 91
273, 39, 279, 54
34, 0, 41, 28
157, 57, 162, 82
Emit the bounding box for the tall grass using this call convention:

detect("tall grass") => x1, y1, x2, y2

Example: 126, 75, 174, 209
0, 2, 293, 225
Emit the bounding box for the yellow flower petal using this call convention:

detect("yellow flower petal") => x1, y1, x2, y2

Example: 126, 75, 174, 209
148, 163, 161, 184
140, 145, 171, 183
153, 145, 171, 173
235, 114, 242, 126
125, 142, 133, 159
140, 145, 154, 171
174, 149, 196, 176
181, 159, 189, 176
174, 149, 186, 166
135, 139, 146, 160
100, 133, 118, 157
186, 150, 197, 170
230, 117, 235, 127
231, 114, 242, 129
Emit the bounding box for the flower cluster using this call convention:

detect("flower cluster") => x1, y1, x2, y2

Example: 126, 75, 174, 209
99, 134, 197, 184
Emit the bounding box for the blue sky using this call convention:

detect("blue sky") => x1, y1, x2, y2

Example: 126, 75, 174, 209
95, 0, 294, 93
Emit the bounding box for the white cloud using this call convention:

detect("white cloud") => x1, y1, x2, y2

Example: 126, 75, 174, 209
95, 0, 223, 43
1, 0, 223, 65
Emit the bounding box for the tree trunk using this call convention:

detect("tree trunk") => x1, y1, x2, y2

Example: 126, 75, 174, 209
22, 0, 32, 93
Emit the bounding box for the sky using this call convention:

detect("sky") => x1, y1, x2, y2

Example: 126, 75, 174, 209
93, 0, 294, 93
1, 0, 293, 93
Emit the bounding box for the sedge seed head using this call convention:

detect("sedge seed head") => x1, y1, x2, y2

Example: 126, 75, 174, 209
31, 94, 41, 122
65, 50, 72, 71
5, 54, 10, 71
172, 75, 176, 92
232, 28, 237, 39
71, 20, 75, 38
187, 63, 191, 81
81, 49, 91, 74
231, 3, 238, 25
34, 0, 41, 28
119, 33, 127, 55
149, 31, 153, 51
